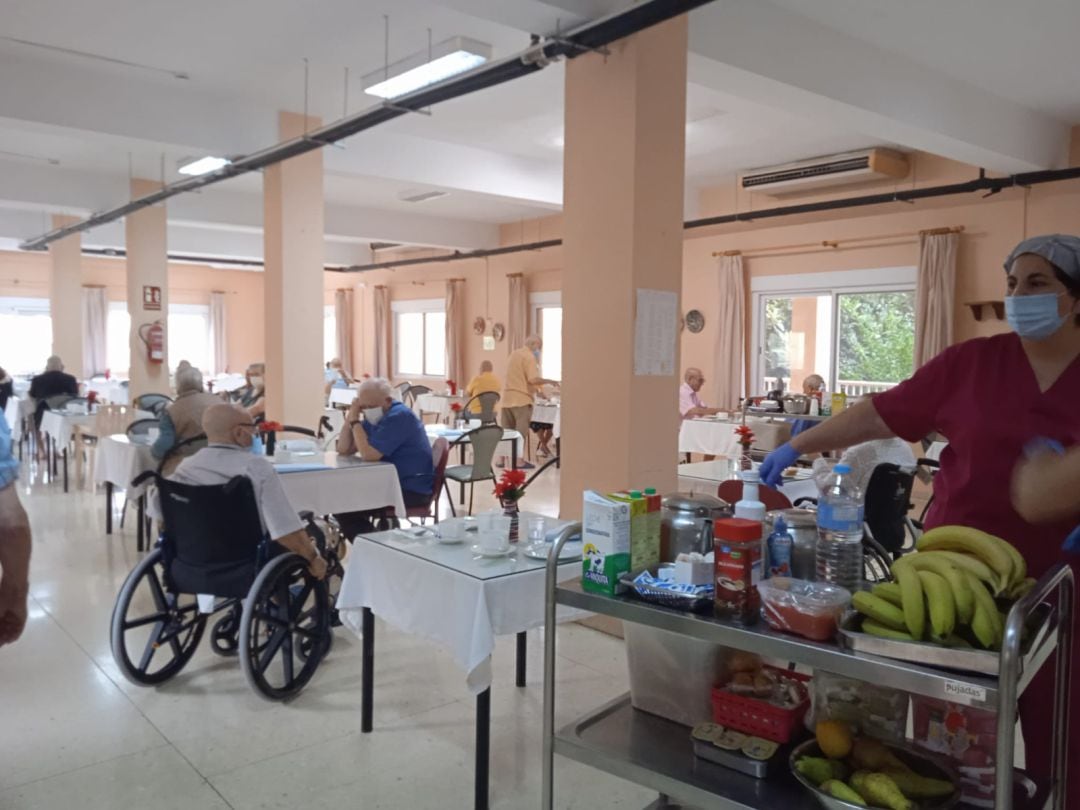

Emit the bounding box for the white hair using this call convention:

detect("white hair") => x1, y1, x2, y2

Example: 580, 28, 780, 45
359, 376, 393, 401
45, 355, 63, 372
175, 366, 204, 395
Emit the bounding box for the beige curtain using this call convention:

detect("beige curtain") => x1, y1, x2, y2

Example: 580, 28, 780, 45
714, 254, 746, 410
507, 273, 527, 350
373, 285, 391, 378
444, 279, 465, 385
334, 288, 354, 374
914, 232, 959, 367
209, 291, 227, 375
81, 286, 108, 377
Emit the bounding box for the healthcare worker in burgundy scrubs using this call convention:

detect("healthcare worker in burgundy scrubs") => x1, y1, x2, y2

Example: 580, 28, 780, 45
761, 233, 1080, 803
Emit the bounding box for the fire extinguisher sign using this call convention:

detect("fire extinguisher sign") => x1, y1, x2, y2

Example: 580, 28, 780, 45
143, 285, 162, 311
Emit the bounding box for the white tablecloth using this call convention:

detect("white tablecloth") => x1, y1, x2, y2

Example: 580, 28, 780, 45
676, 459, 819, 501
4, 397, 21, 438
40, 410, 94, 448
337, 514, 582, 693
678, 418, 739, 456
95, 434, 157, 496
328, 386, 359, 407
83, 379, 129, 405
274, 452, 406, 517
415, 392, 467, 421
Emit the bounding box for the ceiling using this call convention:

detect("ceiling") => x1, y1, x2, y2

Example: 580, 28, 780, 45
0, 0, 1074, 263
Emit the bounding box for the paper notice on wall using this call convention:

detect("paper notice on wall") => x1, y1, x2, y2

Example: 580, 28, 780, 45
633, 288, 678, 376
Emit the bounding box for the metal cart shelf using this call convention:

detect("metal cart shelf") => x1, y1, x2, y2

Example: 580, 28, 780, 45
541, 523, 1073, 810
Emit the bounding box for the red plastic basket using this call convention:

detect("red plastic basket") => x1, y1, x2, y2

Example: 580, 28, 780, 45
711, 666, 811, 743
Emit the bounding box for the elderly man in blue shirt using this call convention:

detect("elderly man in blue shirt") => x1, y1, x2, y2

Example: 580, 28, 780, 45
0, 411, 31, 646
335, 377, 435, 538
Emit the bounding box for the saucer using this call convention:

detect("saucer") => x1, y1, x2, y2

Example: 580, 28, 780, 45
471, 543, 513, 558
522, 542, 582, 561
434, 533, 466, 545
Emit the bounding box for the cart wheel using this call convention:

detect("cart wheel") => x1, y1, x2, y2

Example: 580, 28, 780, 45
239, 554, 330, 701
110, 548, 206, 685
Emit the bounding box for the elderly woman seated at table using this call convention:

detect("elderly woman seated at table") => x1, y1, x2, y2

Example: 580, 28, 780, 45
335, 377, 434, 538
229, 362, 266, 419
324, 357, 354, 396
152, 366, 220, 475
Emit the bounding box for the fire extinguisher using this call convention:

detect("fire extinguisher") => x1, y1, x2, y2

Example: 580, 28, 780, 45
138, 321, 165, 364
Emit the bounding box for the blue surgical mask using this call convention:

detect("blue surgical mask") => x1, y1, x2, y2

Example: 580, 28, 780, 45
1005, 293, 1069, 340
250, 434, 264, 455
532, 349, 541, 360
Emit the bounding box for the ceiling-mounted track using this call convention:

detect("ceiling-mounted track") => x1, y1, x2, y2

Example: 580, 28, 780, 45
18, 0, 716, 252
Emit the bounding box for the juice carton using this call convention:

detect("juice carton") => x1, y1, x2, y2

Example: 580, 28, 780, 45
643, 487, 663, 569
581, 491, 632, 595
611, 491, 654, 572
830, 391, 847, 415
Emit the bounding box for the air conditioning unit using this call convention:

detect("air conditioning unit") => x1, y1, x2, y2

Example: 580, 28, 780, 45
740, 148, 908, 196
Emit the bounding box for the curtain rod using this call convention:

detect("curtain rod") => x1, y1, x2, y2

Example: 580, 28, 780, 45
711, 226, 965, 257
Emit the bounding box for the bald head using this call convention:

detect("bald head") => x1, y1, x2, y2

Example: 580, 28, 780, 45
684, 367, 705, 391
480, 360, 493, 373
202, 403, 256, 447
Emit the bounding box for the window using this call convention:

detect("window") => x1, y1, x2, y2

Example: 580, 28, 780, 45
107, 302, 131, 376
168, 304, 210, 373
530, 292, 562, 381
324, 305, 336, 365
751, 267, 916, 398
392, 299, 446, 378
0, 297, 52, 376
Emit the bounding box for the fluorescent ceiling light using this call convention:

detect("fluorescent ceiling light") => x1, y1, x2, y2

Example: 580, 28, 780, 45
178, 156, 231, 176
362, 36, 492, 100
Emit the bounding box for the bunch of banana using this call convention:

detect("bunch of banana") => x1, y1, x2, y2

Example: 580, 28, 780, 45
850, 526, 1033, 651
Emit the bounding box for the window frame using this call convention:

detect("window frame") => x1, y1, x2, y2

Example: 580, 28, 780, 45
391, 298, 447, 379
749, 267, 917, 395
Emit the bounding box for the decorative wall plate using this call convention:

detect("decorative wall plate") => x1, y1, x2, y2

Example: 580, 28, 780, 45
473, 316, 486, 335
492, 323, 506, 342
685, 309, 705, 333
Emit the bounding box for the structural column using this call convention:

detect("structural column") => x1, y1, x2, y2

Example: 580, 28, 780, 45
559, 17, 689, 516
125, 179, 170, 395
48, 214, 83, 379
263, 111, 325, 426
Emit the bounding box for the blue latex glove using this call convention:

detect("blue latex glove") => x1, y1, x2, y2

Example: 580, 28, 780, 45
760, 442, 800, 488
1023, 437, 1065, 459
1063, 524, 1080, 554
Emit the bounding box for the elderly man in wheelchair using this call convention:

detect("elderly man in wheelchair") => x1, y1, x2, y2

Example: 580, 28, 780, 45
110, 404, 339, 701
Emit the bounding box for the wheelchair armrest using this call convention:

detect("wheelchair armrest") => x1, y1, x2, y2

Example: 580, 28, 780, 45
916, 458, 940, 469
132, 470, 158, 488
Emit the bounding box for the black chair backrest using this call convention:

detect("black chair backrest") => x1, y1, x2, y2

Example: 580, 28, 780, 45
406, 384, 431, 406
863, 463, 915, 554
157, 433, 208, 473
126, 418, 159, 437
134, 393, 173, 416
43, 394, 75, 410
464, 391, 500, 424
155, 474, 267, 598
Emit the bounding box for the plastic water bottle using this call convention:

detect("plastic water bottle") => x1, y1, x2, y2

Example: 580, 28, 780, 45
815, 463, 864, 592
767, 517, 793, 578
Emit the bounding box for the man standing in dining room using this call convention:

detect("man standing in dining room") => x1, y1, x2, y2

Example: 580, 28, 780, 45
336, 377, 434, 538
679, 367, 721, 418
500, 335, 559, 469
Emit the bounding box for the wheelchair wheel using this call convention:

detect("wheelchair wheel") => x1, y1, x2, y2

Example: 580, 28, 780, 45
239, 553, 331, 701
110, 548, 207, 685
210, 606, 241, 657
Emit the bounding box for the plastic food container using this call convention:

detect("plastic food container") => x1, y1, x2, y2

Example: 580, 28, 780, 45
711, 666, 811, 743
758, 577, 851, 642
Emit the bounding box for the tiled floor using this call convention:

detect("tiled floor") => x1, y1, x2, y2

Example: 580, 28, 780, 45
0, 452, 661, 810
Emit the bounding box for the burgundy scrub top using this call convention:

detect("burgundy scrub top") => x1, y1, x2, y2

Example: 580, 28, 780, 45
873, 332, 1080, 579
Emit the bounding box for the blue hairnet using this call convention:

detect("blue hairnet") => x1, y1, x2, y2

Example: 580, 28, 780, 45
1004, 234, 1080, 282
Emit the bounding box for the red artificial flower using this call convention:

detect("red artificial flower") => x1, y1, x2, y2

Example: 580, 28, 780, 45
493, 468, 527, 501
450, 402, 463, 412
733, 424, 755, 445
259, 421, 284, 432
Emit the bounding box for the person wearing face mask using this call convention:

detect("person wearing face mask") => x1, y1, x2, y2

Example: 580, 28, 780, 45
231, 362, 266, 419
760, 233, 1080, 799
159, 403, 326, 579
335, 377, 434, 538
500, 335, 560, 469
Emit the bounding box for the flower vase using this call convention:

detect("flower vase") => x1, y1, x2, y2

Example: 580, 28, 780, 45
501, 498, 520, 543
738, 443, 753, 471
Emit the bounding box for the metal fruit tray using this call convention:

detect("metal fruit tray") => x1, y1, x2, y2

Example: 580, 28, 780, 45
789, 738, 959, 810
837, 602, 1055, 676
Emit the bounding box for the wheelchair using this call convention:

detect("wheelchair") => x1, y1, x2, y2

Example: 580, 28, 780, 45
109, 471, 347, 701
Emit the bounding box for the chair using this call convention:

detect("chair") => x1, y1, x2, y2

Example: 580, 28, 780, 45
394, 382, 412, 402
405, 384, 432, 409
405, 438, 450, 525
133, 393, 173, 416
463, 392, 500, 425
157, 433, 208, 475
443, 424, 503, 516
863, 463, 921, 555
717, 480, 793, 512
126, 418, 159, 438
110, 473, 338, 701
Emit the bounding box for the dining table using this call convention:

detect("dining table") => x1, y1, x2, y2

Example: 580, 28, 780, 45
414, 391, 468, 423
272, 450, 406, 518
676, 458, 819, 503
336, 514, 584, 810
96, 433, 158, 550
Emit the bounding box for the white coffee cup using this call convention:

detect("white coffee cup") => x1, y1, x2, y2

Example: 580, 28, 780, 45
440, 521, 464, 541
